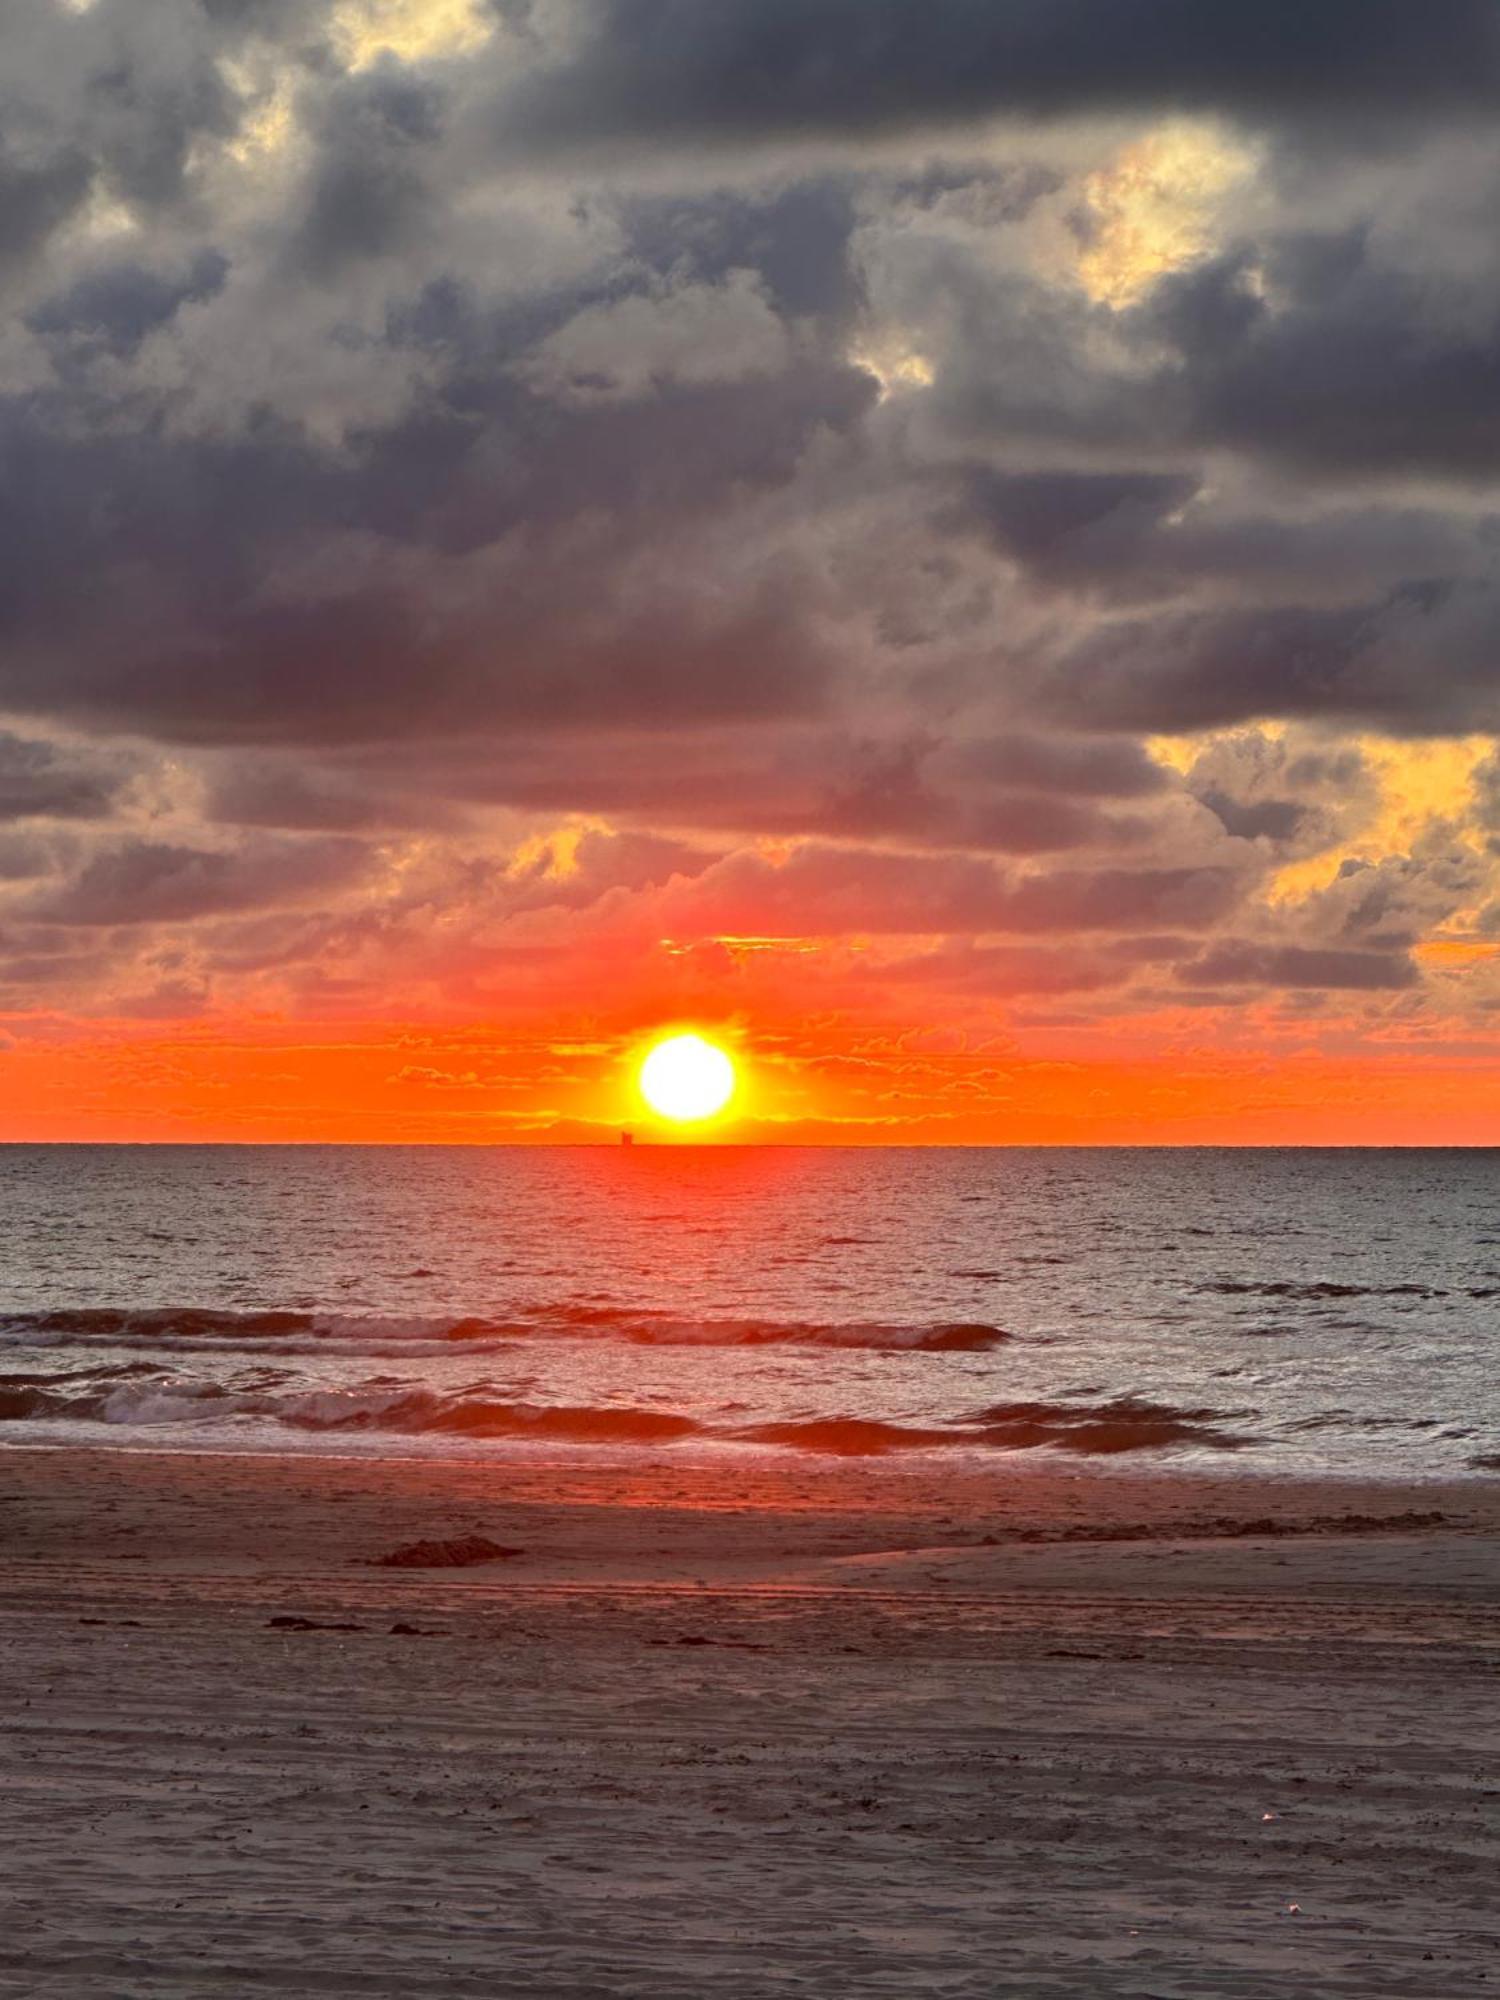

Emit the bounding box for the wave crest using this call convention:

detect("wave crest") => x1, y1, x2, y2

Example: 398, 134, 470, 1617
0, 1374, 1250, 1456
0, 1305, 1011, 1357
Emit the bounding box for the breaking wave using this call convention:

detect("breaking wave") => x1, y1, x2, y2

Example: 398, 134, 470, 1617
962, 1397, 1253, 1454
743, 1399, 1252, 1457
1199, 1279, 1442, 1301
0, 1305, 1011, 1359
0, 1373, 1251, 1457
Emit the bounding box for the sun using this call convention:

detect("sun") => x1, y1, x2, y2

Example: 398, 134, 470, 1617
638, 1033, 737, 1123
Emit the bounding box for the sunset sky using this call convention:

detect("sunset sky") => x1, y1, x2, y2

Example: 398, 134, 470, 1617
7, 1, 1500, 1141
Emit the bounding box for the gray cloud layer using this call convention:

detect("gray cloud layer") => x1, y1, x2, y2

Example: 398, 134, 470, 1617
503, 1, 1500, 148
2, 0, 1499, 1030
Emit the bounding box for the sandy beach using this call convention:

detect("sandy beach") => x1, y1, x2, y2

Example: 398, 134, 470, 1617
0, 1447, 1495, 1997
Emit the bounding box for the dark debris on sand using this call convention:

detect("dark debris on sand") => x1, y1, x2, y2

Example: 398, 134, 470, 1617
364, 1534, 524, 1569
649, 1634, 770, 1651
267, 1616, 368, 1633
999, 1509, 1453, 1545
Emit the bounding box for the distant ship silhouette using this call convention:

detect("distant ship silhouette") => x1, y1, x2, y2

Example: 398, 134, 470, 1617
620, 1130, 635, 1147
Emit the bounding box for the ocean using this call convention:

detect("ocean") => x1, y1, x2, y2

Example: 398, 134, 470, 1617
0, 1144, 1496, 1478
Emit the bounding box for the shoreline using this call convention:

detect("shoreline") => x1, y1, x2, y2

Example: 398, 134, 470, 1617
4, 1438, 1497, 1547
4, 1429, 1498, 1485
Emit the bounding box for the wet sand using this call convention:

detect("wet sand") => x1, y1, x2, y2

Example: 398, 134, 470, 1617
1, 1447, 1497, 1996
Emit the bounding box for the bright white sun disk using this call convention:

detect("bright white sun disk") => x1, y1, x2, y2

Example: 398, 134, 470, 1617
639, 1034, 736, 1122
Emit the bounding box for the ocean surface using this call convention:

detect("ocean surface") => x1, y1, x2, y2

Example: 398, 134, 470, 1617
0, 1145, 1497, 1478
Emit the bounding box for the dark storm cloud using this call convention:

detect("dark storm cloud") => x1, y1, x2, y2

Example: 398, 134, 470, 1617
286, 68, 448, 276
945, 733, 1169, 800
939, 466, 1495, 612
0, 352, 870, 742
5, 0, 1491, 769
778, 734, 1158, 853
1040, 583, 1500, 737
1175, 941, 1420, 991
28, 250, 229, 356
296, 724, 1169, 853
619, 179, 863, 325
1193, 791, 1306, 844
201, 757, 459, 832
908, 224, 1500, 517
0, 734, 122, 823
0, 36, 876, 746
880, 937, 1132, 997
0, 149, 95, 283
32, 836, 372, 926
955, 470, 1199, 569
990, 863, 1248, 934
651, 846, 1250, 939
1041, 605, 1371, 734
501, 2, 1500, 152
817, 773, 1137, 855
1147, 238, 1500, 482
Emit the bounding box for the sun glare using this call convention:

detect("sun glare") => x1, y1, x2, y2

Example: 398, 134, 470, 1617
638, 1033, 737, 1124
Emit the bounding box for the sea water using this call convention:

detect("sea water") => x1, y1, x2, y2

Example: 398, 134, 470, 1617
0, 1145, 1496, 1476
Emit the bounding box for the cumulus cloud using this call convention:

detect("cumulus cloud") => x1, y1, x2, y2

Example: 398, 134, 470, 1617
1182, 731, 1375, 855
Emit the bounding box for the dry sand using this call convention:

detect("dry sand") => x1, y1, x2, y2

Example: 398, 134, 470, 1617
0, 1446, 1496, 1997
